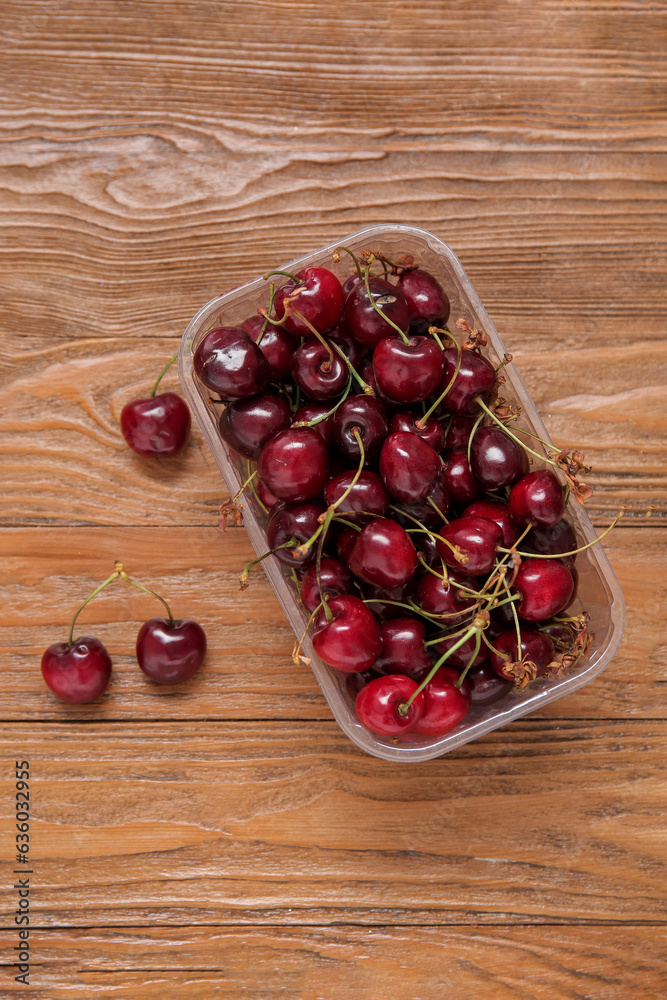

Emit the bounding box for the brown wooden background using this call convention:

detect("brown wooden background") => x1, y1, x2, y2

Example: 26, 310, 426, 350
1, 1, 666, 996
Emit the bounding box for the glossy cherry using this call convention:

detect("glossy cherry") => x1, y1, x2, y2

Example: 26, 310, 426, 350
372, 617, 432, 678
389, 410, 445, 452
439, 347, 496, 415
513, 558, 574, 621
355, 674, 425, 735
324, 470, 390, 523
467, 662, 513, 703
508, 469, 565, 528
41, 636, 112, 704
218, 393, 292, 459
379, 431, 440, 503
392, 471, 451, 531
413, 674, 469, 736
397, 267, 450, 327
312, 594, 383, 672
292, 401, 336, 446
328, 322, 367, 369
121, 392, 191, 458
290, 341, 348, 400
464, 498, 520, 548
266, 499, 328, 569
345, 276, 410, 349
442, 451, 481, 505
241, 314, 295, 380
489, 628, 555, 680
347, 517, 418, 589
193, 326, 270, 398
444, 415, 478, 452
333, 395, 388, 459
470, 425, 528, 490
136, 617, 207, 685
436, 514, 502, 576
273, 266, 345, 337
300, 558, 354, 613
372, 334, 444, 404
257, 427, 329, 501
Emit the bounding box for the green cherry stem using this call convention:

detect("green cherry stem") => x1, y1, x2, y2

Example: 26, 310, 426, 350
399, 619, 485, 713
67, 566, 122, 648
333, 246, 363, 280
151, 353, 178, 398
291, 376, 352, 429
256, 283, 276, 344
117, 564, 176, 628
417, 335, 463, 427
497, 508, 626, 560
363, 263, 410, 345
263, 268, 300, 283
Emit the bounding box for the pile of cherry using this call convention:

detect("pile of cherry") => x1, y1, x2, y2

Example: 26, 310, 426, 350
193, 249, 593, 740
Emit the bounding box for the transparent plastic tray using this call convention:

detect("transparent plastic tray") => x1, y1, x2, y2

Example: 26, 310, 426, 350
179, 224, 625, 762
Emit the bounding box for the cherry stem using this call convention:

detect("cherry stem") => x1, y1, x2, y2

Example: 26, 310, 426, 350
117, 564, 175, 628
330, 429, 366, 512
475, 396, 562, 472
456, 632, 482, 689
151, 353, 178, 398
511, 596, 523, 654
497, 509, 626, 560
333, 245, 363, 280
327, 336, 375, 395
240, 540, 297, 589
363, 263, 410, 345
418, 335, 463, 426
293, 601, 323, 662
399, 622, 483, 713
67, 567, 122, 648
263, 268, 300, 283
232, 468, 258, 505
256, 284, 276, 345
291, 376, 352, 429
467, 411, 485, 465
287, 307, 334, 368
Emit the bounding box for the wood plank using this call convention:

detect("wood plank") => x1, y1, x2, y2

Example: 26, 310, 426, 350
1, 1, 665, 151
0, 720, 665, 928
0, 526, 662, 721
0, 925, 665, 998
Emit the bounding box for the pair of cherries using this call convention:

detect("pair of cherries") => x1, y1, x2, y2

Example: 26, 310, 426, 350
189, 249, 593, 742
41, 562, 206, 703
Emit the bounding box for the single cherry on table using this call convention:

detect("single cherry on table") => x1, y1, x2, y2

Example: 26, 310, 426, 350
121, 353, 191, 458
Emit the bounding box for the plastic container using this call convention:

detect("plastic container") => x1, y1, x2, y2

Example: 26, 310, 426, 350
178, 224, 625, 762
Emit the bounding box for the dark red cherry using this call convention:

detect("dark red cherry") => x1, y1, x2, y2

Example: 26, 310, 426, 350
324, 470, 390, 523
41, 636, 112, 704
436, 514, 502, 576
413, 674, 469, 736
345, 276, 410, 349
121, 393, 191, 458
357, 361, 399, 410
218, 393, 292, 459
300, 557, 354, 613
266, 499, 328, 569
468, 661, 513, 703
194, 327, 270, 398
489, 628, 555, 680
372, 617, 432, 678
414, 531, 441, 569
342, 273, 363, 299
241, 314, 295, 381
397, 268, 450, 327
257, 427, 328, 501
290, 341, 348, 400
445, 415, 477, 452
433, 664, 472, 702
312, 594, 383, 672
273, 266, 345, 338
464, 499, 520, 548
379, 432, 440, 503
136, 618, 207, 685
508, 469, 565, 528
513, 558, 574, 621
415, 568, 476, 623
431, 632, 488, 671
442, 451, 481, 505
292, 402, 335, 446
372, 335, 444, 404
470, 425, 528, 490
336, 525, 359, 564
439, 347, 496, 415
355, 674, 425, 735
389, 410, 445, 452
333, 395, 388, 459
347, 517, 418, 589
523, 518, 577, 567
255, 477, 281, 510
392, 467, 451, 531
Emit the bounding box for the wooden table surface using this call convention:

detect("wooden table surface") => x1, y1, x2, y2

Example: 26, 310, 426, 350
1, 2, 666, 996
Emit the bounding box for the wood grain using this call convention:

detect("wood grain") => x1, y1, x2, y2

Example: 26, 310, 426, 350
0, 926, 665, 998
1, 1, 666, 995
0, 720, 665, 928
0, 526, 662, 721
